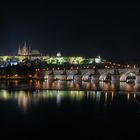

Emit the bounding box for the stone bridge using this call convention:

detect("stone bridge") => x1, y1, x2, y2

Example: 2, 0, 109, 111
44, 68, 140, 83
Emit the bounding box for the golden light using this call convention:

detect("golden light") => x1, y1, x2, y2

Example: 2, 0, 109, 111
127, 93, 130, 102
14, 74, 18, 77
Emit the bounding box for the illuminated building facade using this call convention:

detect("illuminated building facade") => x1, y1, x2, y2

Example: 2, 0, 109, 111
18, 42, 41, 56
0, 42, 104, 65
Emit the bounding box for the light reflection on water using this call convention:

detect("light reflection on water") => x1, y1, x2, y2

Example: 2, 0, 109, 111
0, 80, 140, 137
0, 89, 140, 111
0, 80, 140, 112
0, 80, 140, 91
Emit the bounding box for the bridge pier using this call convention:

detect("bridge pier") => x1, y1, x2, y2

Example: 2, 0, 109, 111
44, 71, 54, 80
136, 75, 140, 83
111, 75, 120, 82
74, 70, 82, 82
90, 75, 99, 82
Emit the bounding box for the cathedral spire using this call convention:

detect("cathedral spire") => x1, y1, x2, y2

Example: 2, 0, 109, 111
24, 41, 27, 47
29, 45, 31, 55
18, 46, 21, 55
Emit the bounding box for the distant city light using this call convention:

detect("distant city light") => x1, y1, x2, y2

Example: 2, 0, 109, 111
57, 52, 61, 57
95, 56, 101, 63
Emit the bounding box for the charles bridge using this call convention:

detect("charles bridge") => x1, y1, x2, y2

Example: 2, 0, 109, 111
44, 68, 140, 83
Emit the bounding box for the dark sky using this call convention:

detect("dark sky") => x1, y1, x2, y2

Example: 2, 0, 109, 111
0, 1, 140, 59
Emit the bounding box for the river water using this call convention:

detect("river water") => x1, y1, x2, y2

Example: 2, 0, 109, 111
0, 80, 140, 138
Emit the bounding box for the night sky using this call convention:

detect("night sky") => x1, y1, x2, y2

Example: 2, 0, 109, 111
0, 1, 140, 59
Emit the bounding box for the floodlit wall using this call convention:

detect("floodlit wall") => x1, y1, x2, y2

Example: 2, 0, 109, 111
45, 57, 95, 64
0, 56, 102, 64
0, 56, 26, 61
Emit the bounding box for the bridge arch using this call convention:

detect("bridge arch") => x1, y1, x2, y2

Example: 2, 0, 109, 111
120, 71, 137, 82
82, 74, 90, 81
99, 72, 112, 82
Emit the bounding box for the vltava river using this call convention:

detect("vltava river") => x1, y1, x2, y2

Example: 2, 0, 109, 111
0, 80, 140, 138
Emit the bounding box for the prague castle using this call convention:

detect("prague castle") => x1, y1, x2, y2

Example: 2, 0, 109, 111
0, 42, 103, 65
18, 42, 41, 56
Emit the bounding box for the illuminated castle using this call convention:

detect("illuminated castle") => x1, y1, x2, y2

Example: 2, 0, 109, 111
18, 42, 41, 56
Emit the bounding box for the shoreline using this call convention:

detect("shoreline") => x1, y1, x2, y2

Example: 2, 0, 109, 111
0, 77, 45, 80
0, 87, 139, 93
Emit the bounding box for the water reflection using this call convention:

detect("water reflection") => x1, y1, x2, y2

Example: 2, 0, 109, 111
0, 80, 140, 112
0, 89, 140, 111
0, 80, 140, 91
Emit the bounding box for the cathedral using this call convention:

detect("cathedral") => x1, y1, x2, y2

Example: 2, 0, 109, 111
18, 42, 41, 56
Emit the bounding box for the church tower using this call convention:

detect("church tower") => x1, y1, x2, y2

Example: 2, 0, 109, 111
18, 46, 21, 55
29, 45, 32, 55
22, 42, 29, 55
